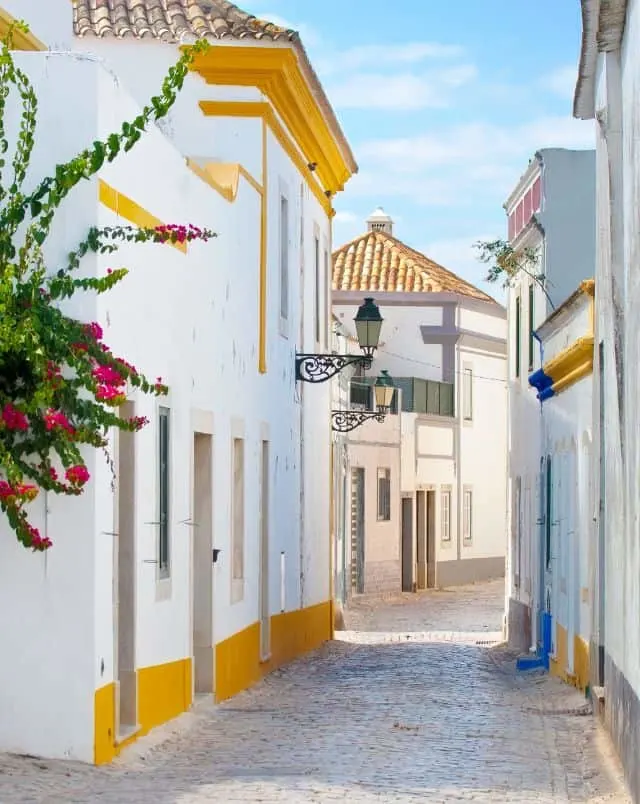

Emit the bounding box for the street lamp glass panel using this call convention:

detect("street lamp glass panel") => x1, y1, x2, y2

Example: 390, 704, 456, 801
374, 370, 395, 411
354, 297, 383, 356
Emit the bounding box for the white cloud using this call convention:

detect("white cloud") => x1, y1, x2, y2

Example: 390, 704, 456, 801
333, 210, 359, 224
317, 42, 465, 75
541, 65, 578, 100
327, 65, 477, 110
359, 116, 594, 170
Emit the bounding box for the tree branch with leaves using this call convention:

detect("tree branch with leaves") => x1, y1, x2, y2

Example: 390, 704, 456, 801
474, 237, 555, 310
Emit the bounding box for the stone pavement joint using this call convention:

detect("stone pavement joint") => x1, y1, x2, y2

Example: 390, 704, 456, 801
0, 579, 630, 803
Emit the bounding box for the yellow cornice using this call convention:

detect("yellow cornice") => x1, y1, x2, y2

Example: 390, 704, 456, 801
186, 159, 262, 201
0, 10, 46, 50
98, 180, 187, 254
190, 47, 353, 198
199, 99, 335, 218
544, 334, 594, 388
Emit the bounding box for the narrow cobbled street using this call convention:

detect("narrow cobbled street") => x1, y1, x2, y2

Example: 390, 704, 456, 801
0, 581, 628, 803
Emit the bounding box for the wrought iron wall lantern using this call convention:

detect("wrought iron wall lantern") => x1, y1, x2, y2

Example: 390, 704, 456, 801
295, 297, 383, 383
331, 371, 396, 432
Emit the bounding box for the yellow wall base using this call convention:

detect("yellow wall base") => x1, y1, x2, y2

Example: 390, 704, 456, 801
94, 657, 192, 765
549, 623, 590, 692
94, 600, 332, 763
215, 600, 332, 702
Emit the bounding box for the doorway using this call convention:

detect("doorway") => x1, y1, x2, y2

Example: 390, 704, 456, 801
115, 401, 137, 739
192, 433, 214, 695
259, 440, 270, 660
350, 468, 365, 594
401, 497, 413, 591
416, 491, 427, 589
426, 490, 436, 588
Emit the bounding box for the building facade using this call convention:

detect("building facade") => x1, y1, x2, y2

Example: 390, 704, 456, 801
0, 2, 356, 764
525, 281, 595, 690
504, 149, 595, 652
574, 1, 640, 798
333, 211, 508, 597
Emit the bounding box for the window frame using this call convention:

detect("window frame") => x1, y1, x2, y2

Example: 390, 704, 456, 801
528, 283, 535, 371
279, 193, 289, 333
314, 232, 321, 346
462, 366, 473, 421
376, 467, 391, 522
463, 487, 473, 543
232, 437, 245, 593
515, 294, 521, 378
440, 489, 451, 542
158, 406, 171, 579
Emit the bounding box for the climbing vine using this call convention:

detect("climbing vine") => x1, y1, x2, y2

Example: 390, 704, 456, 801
0, 24, 214, 551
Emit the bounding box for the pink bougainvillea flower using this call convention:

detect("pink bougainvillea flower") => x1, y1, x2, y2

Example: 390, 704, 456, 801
83, 322, 103, 341
65, 464, 90, 486
128, 415, 149, 431
44, 409, 75, 435
92, 365, 125, 386
1, 403, 29, 431
29, 526, 52, 552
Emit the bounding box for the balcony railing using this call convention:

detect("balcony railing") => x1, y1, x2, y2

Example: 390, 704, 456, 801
348, 376, 454, 417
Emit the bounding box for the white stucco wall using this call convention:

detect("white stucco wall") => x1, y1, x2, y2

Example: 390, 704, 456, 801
0, 41, 333, 760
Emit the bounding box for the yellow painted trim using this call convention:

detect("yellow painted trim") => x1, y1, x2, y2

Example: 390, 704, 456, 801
98, 180, 187, 254
190, 47, 353, 196
551, 358, 593, 395
215, 600, 332, 702
0, 10, 47, 50
549, 624, 590, 693
544, 335, 594, 387
94, 657, 192, 765
198, 100, 335, 219
258, 118, 268, 374
186, 158, 262, 201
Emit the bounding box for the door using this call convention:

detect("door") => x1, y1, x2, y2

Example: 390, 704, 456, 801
416, 491, 427, 589
116, 401, 137, 737
350, 468, 365, 594
401, 497, 413, 591
426, 490, 436, 588
259, 440, 270, 660
193, 433, 214, 694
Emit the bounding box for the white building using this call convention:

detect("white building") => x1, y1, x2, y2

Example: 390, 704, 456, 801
574, 1, 640, 797
0, 2, 356, 763
526, 281, 594, 691
503, 149, 595, 652
333, 210, 508, 595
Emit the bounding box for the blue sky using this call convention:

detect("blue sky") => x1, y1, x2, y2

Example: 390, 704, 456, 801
242, 0, 594, 297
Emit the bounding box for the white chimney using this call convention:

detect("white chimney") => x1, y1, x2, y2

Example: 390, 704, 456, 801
366, 206, 394, 236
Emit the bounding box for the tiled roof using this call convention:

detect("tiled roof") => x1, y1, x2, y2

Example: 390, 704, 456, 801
73, 0, 297, 42
332, 230, 496, 302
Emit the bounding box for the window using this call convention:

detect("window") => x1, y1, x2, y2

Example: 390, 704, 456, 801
232, 438, 245, 582
528, 283, 535, 370
377, 468, 391, 521
323, 246, 329, 347
158, 407, 170, 576
463, 489, 473, 542
545, 455, 552, 569
515, 295, 521, 378
463, 367, 473, 420
279, 195, 289, 322
440, 489, 451, 542
314, 235, 320, 344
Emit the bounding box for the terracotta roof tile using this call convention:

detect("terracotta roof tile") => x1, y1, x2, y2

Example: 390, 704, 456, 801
333, 230, 495, 302
73, 0, 297, 42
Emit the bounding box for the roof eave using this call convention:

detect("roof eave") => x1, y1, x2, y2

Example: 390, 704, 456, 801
574, 0, 629, 120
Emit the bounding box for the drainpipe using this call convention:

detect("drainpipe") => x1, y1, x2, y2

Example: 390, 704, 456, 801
532, 329, 544, 655
455, 303, 463, 566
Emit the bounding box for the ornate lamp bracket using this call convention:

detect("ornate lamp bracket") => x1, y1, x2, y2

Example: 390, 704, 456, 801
295, 353, 372, 384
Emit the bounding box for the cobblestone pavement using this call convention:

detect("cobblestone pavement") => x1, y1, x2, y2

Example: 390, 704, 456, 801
0, 580, 629, 803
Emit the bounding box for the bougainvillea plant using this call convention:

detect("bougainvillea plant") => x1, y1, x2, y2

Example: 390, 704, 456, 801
0, 24, 215, 551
